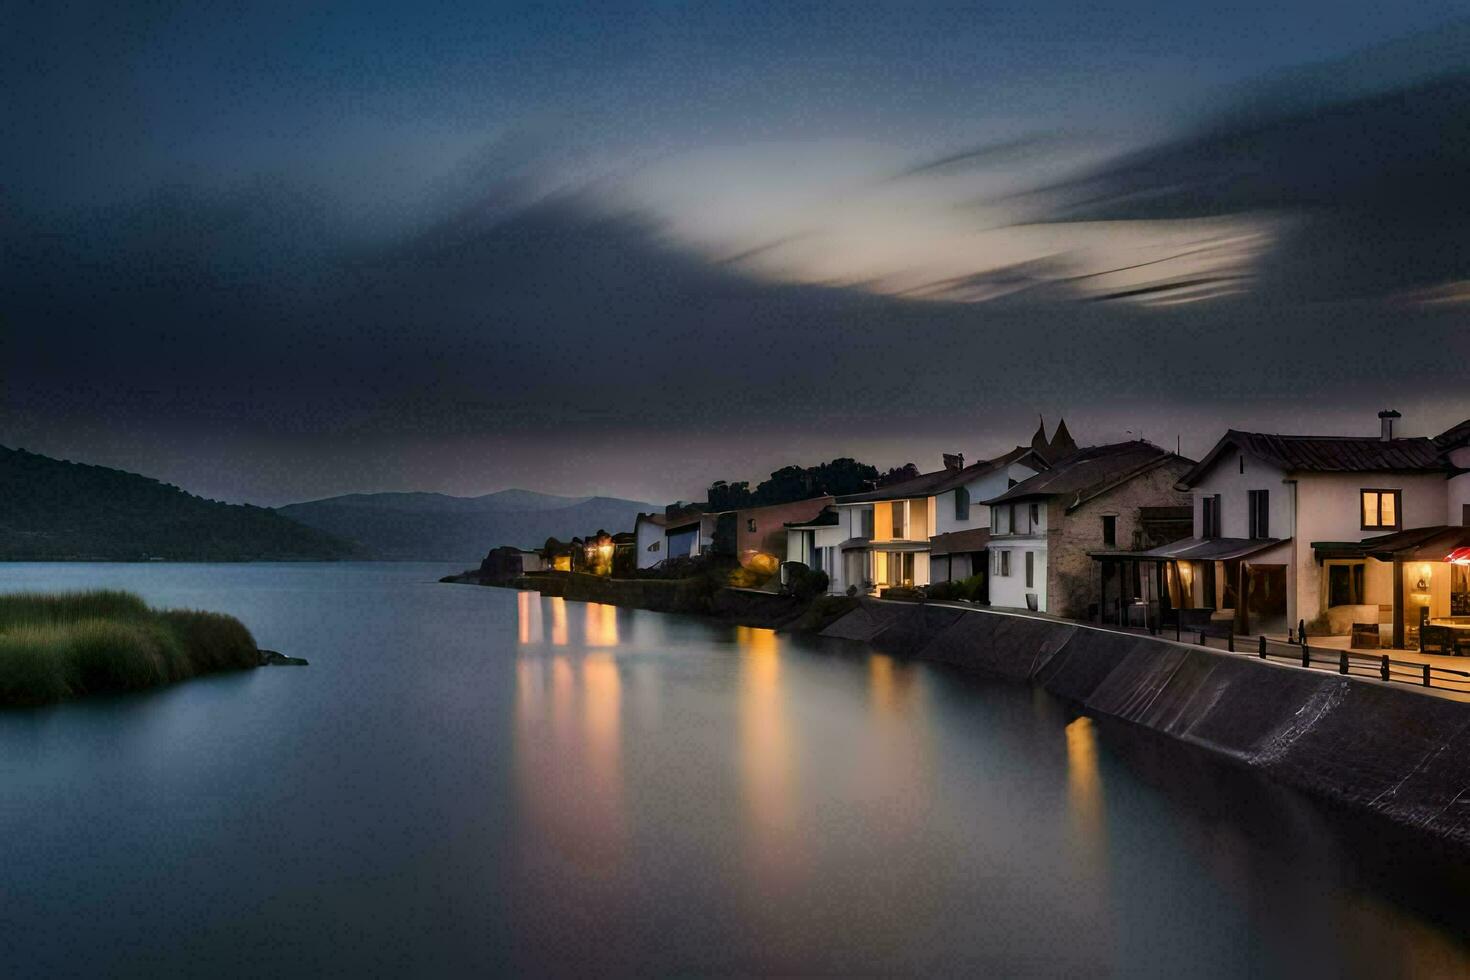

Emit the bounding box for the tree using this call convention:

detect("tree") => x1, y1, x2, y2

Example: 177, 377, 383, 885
878, 463, 921, 487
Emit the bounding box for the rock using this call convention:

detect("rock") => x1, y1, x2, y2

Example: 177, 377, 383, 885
258, 649, 309, 666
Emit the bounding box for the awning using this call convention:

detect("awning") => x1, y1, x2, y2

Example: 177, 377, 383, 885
929, 527, 992, 556
1090, 537, 1288, 562
840, 537, 929, 552
1313, 525, 1470, 562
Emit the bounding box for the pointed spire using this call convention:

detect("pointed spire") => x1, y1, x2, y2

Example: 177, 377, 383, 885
1049, 417, 1078, 457
1030, 414, 1049, 453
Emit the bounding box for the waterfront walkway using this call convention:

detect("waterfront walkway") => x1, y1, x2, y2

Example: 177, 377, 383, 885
920, 598, 1470, 702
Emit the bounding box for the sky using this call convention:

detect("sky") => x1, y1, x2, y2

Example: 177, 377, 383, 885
4, 1, 1469, 505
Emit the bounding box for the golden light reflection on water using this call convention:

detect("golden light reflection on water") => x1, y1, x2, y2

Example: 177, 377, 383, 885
867, 653, 919, 719
1065, 716, 1104, 844
583, 602, 619, 647
549, 597, 568, 646
736, 626, 799, 879
517, 591, 542, 644
513, 610, 627, 874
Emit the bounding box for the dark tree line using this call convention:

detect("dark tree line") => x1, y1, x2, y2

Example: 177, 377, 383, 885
706, 458, 921, 510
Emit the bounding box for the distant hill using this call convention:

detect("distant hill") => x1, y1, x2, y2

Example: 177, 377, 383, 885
0, 447, 358, 561
277, 490, 659, 561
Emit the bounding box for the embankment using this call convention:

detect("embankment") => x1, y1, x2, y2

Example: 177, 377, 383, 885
821, 599, 1470, 849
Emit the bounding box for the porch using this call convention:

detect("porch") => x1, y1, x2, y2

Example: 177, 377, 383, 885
1089, 537, 1289, 636
1313, 525, 1470, 651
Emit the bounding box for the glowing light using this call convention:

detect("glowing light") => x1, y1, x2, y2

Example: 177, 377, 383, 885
584, 602, 619, 647
550, 597, 569, 646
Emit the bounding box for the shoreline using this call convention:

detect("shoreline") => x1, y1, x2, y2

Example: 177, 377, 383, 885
449, 571, 1470, 852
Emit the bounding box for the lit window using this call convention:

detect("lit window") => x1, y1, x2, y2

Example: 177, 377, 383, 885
1361, 490, 1401, 530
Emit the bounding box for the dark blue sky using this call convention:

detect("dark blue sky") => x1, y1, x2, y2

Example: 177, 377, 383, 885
5, 2, 1469, 503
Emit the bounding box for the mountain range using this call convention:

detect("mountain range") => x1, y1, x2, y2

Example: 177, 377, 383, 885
276, 490, 660, 561
0, 446, 357, 561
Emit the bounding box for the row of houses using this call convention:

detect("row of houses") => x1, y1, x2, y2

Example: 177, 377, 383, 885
498, 410, 1470, 651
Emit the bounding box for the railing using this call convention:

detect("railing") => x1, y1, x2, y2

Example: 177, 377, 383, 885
1176, 628, 1470, 693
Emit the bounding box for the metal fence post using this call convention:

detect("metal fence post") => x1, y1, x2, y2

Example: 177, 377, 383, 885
1380, 655, 1389, 681
1258, 635, 1267, 658
1298, 619, 1307, 646
1228, 633, 1235, 653
1339, 650, 1348, 675
1424, 663, 1432, 687
1301, 643, 1310, 668
1198, 630, 1206, 646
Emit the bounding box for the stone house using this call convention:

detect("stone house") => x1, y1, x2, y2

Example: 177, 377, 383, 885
985, 441, 1194, 617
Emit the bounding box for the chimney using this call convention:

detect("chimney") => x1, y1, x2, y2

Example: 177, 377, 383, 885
943, 452, 964, 471
1378, 409, 1401, 442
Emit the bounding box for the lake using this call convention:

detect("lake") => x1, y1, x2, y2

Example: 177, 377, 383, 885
2, 562, 1469, 976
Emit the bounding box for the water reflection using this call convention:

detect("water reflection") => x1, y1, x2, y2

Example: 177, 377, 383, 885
550, 596, 568, 646
736, 626, 799, 880
517, 591, 542, 644
514, 608, 626, 874
1065, 716, 1104, 844
584, 602, 619, 647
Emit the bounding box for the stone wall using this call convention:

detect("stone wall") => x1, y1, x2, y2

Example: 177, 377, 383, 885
820, 600, 1470, 850
1047, 459, 1193, 619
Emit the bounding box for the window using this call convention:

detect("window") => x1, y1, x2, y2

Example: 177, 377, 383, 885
648, 541, 661, 552
860, 508, 874, 538
999, 550, 1011, 576
994, 506, 1010, 534
1248, 490, 1269, 539
1361, 489, 1400, 530
1328, 563, 1366, 606
891, 501, 906, 538
1029, 503, 1039, 528
955, 486, 970, 521
812, 548, 824, 572
1024, 550, 1034, 587
1102, 515, 1117, 547
1239, 455, 1245, 474
746, 518, 757, 533
1201, 494, 1222, 538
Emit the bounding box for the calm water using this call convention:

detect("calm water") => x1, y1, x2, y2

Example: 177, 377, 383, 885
3, 562, 1470, 977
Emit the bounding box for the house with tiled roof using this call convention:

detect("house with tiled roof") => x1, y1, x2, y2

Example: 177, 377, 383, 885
985, 440, 1194, 617
1105, 410, 1470, 648
820, 421, 1069, 596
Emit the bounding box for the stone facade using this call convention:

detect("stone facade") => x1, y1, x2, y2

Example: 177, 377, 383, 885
1046, 459, 1194, 619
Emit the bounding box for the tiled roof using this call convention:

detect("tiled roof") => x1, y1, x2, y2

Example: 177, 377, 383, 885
835, 447, 1030, 504
929, 527, 992, 556
1435, 418, 1470, 451
984, 441, 1184, 509
1181, 430, 1448, 485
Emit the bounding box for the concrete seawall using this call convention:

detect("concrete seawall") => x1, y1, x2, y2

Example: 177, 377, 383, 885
822, 600, 1470, 849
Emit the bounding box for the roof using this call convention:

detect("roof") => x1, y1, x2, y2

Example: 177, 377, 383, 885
929, 527, 992, 556
1313, 525, 1470, 562
785, 506, 839, 529
635, 512, 667, 528
839, 537, 929, 552
1181, 429, 1448, 485
984, 441, 1188, 510
1091, 536, 1288, 562
1435, 418, 1470, 451
835, 447, 1031, 505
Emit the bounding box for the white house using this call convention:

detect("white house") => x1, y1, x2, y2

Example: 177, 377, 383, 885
928, 448, 1049, 591
633, 512, 667, 570
1116, 411, 1470, 646
821, 439, 1059, 597
784, 506, 844, 582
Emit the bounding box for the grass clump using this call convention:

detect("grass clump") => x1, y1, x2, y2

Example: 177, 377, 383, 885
0, 590, 259, 706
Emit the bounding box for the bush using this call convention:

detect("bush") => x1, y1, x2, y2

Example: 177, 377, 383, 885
926, 574, 986, 603
0, 590, 259, 706
784, 564, 830, 600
